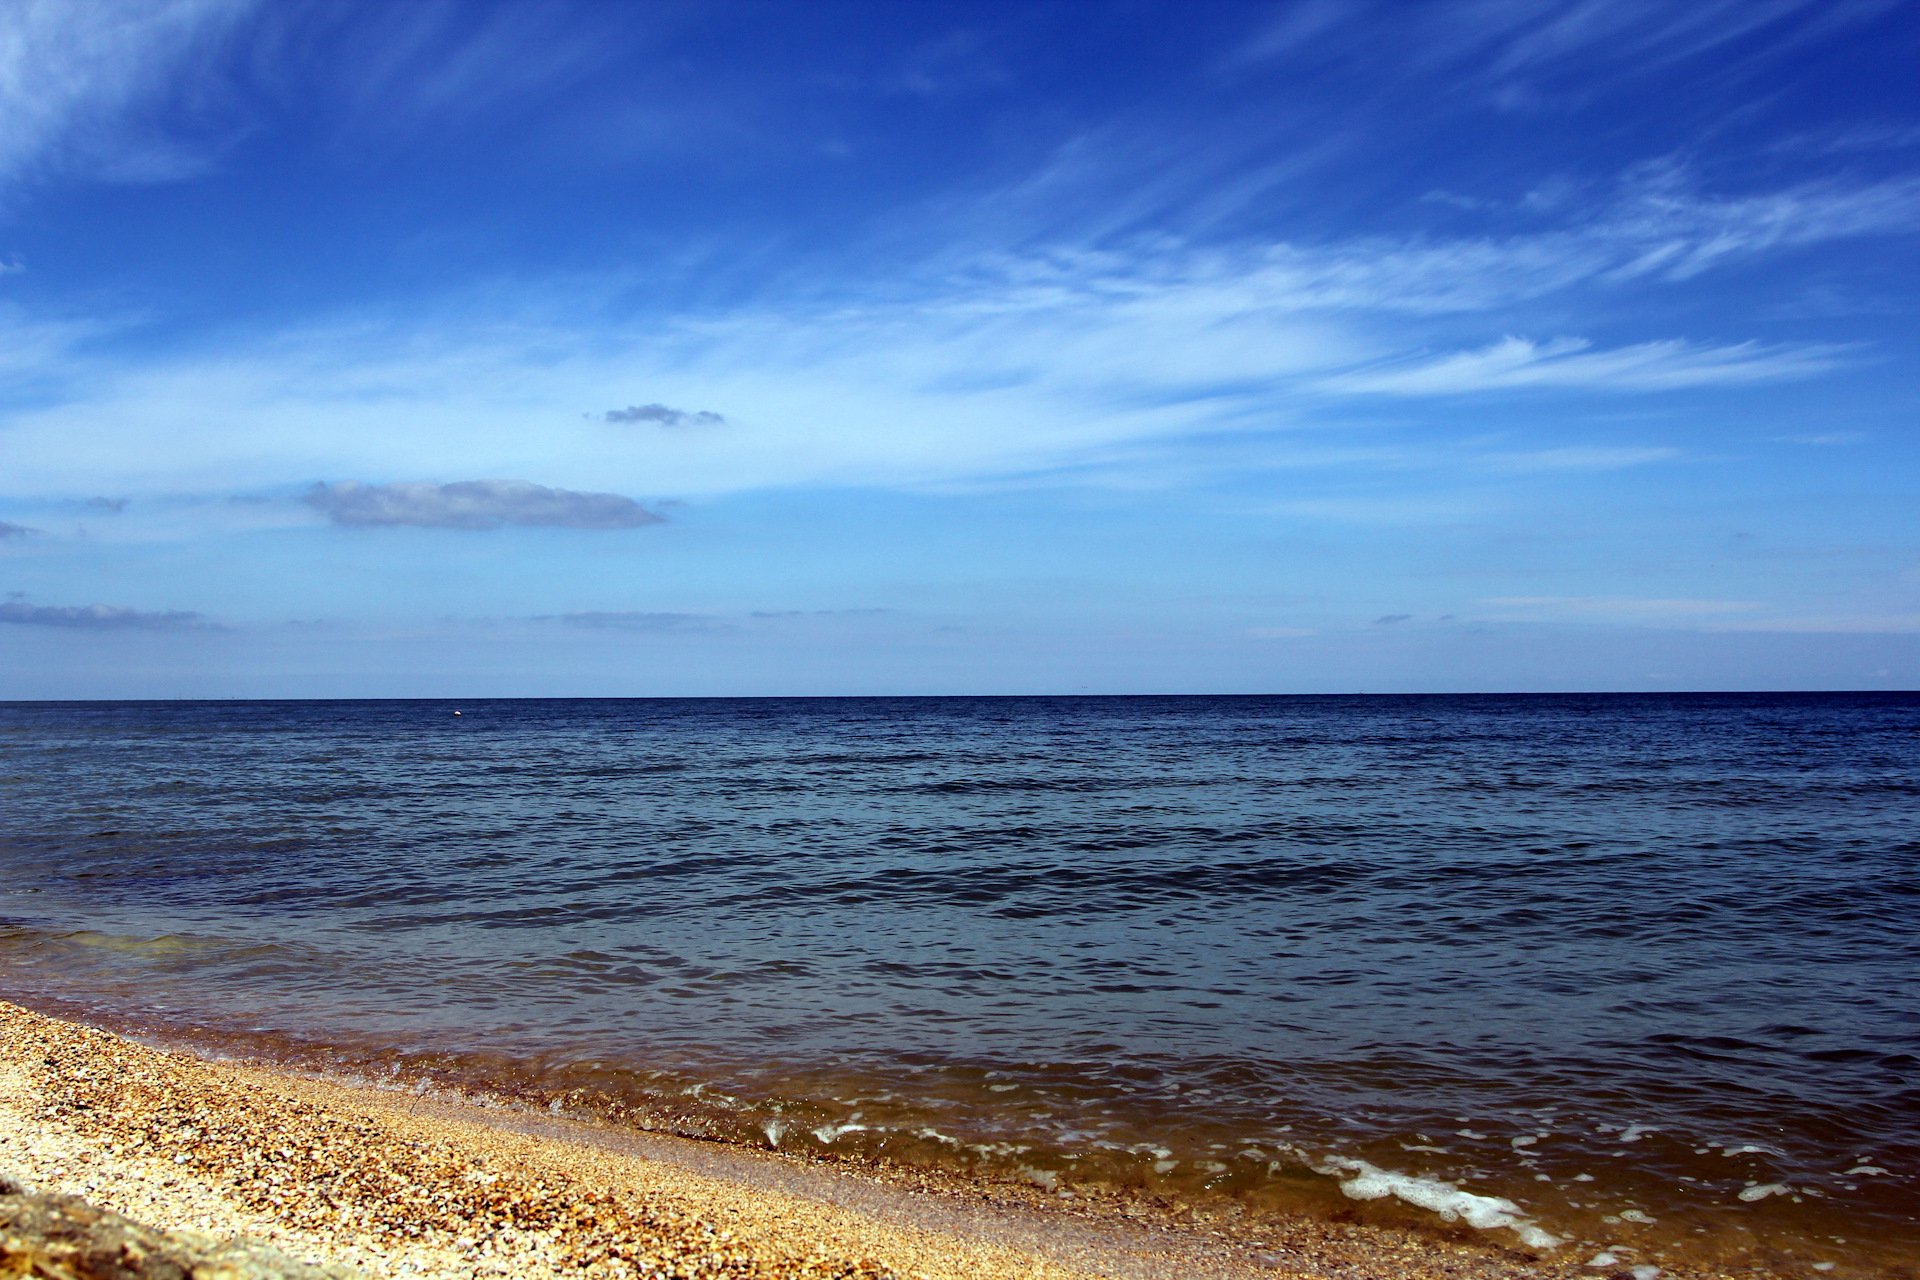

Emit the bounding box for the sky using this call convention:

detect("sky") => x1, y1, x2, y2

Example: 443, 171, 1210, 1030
1, 0, 1917, 697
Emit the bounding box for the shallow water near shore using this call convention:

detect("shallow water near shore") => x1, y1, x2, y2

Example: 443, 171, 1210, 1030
2, 694, 1916, 1274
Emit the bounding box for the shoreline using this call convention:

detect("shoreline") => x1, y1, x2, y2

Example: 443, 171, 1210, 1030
0, 997, 1683, 1280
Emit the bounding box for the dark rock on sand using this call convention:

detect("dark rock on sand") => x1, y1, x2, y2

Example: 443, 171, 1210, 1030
0, 1176, 359, 1280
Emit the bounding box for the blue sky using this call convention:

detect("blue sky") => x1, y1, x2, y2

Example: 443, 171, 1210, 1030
1, 0, 1916, 696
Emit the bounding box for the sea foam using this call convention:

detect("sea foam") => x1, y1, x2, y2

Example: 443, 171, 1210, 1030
1320, 1157, 1563, 1250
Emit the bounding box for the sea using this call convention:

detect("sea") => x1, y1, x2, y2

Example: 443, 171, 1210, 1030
1, 694, 1915, 1274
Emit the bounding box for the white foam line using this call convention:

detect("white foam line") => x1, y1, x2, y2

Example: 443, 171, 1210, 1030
1737, 1183, 1791, 1202
811, 1119, 869, 1144
1317, 1157, 1562, 1250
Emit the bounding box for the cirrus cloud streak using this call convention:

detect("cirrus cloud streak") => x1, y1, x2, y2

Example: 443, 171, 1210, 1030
1323, 336, 1848, 396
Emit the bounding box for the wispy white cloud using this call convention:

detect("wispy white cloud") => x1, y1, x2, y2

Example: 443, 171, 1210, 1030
0, 0, 652, 198
1223, 0, 1351, 69
1262, 495, 1498, 526
1771, 121, 1920, 157
939, 165, 1920, 327
882, 28, 1007, 98
1231, 0, 1890, 97
1484, 0, 1823, 80
1776, 431, 1865, 446
1327, 336, 1845, 395
0, 0, 254, 188
0, 270, 1856, 504
0, 306, 113, 384
0, 144, 1903, 504
1480, 444, 1681, 471
257, 0, 620, 144
1603, 172, 1920, 281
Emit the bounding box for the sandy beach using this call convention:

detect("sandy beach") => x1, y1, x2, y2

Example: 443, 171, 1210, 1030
0, 997, 1715, 1280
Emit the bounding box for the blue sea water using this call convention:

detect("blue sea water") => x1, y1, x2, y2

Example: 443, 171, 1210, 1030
1, 694, 1916, 1271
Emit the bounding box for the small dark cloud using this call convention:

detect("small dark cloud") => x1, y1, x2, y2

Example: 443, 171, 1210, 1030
604, 403, 726, 428
0, 601, 214, 630
305, 480, 664, 530
87, 497, 129, 513
540, 611, 716, 631
0, 521, 34, 539
1373, 613, 1414, 625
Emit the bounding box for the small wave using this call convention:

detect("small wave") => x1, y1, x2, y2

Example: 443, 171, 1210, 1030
906, 776, 1172, 795
58, 930, 242, 957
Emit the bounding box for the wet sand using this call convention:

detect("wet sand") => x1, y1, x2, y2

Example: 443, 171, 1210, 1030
1, 999, 1752, 1279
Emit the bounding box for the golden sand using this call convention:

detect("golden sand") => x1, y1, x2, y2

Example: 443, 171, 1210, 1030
0, 999, 1747, 1279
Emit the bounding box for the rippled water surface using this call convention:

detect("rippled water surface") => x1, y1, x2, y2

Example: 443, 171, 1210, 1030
2, 695, 1916, 1271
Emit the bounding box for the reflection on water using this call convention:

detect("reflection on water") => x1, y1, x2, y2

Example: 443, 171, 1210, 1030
2, 694, 1917, 1272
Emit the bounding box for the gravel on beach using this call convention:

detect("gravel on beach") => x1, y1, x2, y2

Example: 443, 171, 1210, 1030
1, 999, 1751, 1280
